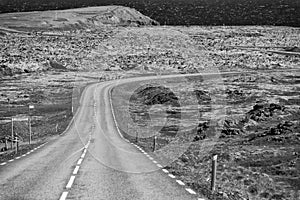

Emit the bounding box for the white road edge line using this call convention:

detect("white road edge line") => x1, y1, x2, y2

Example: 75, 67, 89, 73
162, 169, 169, 173
185, 188, 197, 195
168, 174, 176, 179
0, 162, 7, 166
73, 166, 80, 175
176, 180, 185, 186
157, 164, 163, 168
59, 191, 69, 200
8, 159, 14, 162
15, 157, 20, 159
66, 176, 76, 189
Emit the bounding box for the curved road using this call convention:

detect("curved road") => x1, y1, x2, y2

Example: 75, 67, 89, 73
1, 73, 227, 200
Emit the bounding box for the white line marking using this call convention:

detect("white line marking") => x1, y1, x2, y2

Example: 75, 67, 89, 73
21, 155, 26, 157
176, 180, 185, 186
73, 166, 80, 175
153, 160, 158, 164
66, 176, 76, 189
15, 157, 20, 159
81, 153, 86, 158
143, 152, 148, 155
59, 191, 69, 200
149, 157, 154, 160
77, 158, 83, 165
157, 164, 163, 168
0, 162, 7, 166
168, 174, 176, 178
83, 149, 87, 154
162, 169, 169, 173
198, 198, 206, 200
185, 188, 196, 195
8, 159, 14, 162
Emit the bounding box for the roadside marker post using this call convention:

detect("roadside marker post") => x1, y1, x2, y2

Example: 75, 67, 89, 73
11, 116, 29, 151
16, 138, 19, 153
7, 98, 10, 112
153, 135, 157, 152
11, 118, 13, 150
211, 155, 218, 192
5, 137, 8, 149
28, 105, 34, 145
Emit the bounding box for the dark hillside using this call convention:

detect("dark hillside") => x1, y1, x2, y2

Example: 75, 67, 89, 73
0, 0, 299, 26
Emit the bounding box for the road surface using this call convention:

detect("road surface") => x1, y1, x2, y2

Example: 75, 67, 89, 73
0, 73, 221, 200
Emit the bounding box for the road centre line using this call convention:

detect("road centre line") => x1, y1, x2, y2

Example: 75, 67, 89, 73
77, 158, 83, 165
59, 191, 69, 200
80, 153, 86, 158
73, 166, 80, 175
66, 175, 76, 189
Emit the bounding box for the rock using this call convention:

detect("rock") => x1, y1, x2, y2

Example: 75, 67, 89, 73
193, 122, 209, 141
267, 121, 293, 136
246, 103, 285, 122
0, 64, 13, 76
0, 147, 8, 152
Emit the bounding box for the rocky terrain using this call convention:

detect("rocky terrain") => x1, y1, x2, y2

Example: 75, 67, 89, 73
0, 5, 299, 200
112, 70, 300, 200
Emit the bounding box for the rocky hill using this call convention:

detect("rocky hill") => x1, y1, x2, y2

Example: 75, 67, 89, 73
0, 6, 159, 31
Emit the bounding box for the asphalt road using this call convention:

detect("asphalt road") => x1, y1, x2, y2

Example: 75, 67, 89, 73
0, 73, 220, 200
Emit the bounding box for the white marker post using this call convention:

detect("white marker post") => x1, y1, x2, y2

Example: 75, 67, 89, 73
153, 136, 157, 152
29, 105, 34, 145
211, 155, 218, 192
11, 118, 14, 150
5, 137, 8, 150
